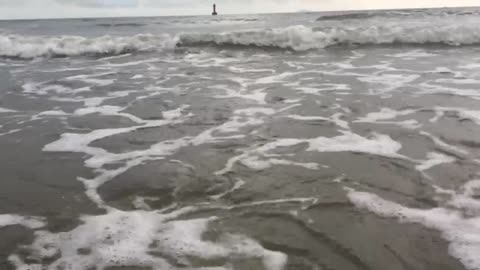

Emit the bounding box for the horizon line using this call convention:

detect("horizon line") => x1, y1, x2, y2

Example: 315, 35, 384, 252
0, 5, 478, 21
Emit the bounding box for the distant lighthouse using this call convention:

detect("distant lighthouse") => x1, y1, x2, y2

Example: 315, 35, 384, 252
212, 3, 218, 15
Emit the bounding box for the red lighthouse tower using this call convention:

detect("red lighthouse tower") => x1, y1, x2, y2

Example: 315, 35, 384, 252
212, 4, 218, 15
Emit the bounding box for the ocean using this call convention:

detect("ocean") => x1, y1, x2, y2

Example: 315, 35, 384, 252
1, 7, 480, 270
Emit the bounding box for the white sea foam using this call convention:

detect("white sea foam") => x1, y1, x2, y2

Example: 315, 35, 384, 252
43, 105, 191, 173
44, 126, 188, 171
212, 85, 267, 104
0, 33, 175, 58
223, 197, 318, 210
22, 82, 90, 96
420, 131, 468, 155
294, 83, 351, 95
436, 78, 480, 85
6, 20, 480, 59
8, 10, 480, 270
179, 23, 480, 50
29, 110, 70, 121
447, 180, 480, 214
74, 106, 123, 116
331, 113, 350, 130
217, 131, 406, 175
356, 108, 417, 122
38, 110, 69, 117
286, 112, 350, 129
419, 82, 480, 99
0, 129, 22, 137
426, 67, 466, 81
39, 102, 307, 267
44, 104, 276, 206
431, 107, 480, 125
229, 66, 275, 74
10, 208, 286, 270
64, 73, 116, 87
43, 127, 139, 169
240, 156, 319, 171
0, 214, 44, 229
163, 105, 190, 120
74, 105, 145, 124
358, 119, 421, 129
185, 52, 240, 67
387, 50, 438, 59
51, 90, 134, 107
235, 107, 276, 116
346, 182, 480, 270
131, 74, 144, 79
210, 178, 246, 200
355, 108, 425, 129
101, 58, 162, 67
416, 152, 456, 171
286, 115, 330, 121
0, 107, 17, 113
358, 74, 420, 94
393, 120, 422, 129
192, 107, 277, 146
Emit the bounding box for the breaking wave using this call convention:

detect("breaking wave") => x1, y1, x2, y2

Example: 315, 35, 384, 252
315, 8, 479, 21
3, 23, 480, 59
0, 34, 176, 59
178, 24, 480, 50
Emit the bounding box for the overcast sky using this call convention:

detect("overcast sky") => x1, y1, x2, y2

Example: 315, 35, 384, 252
0, 0, 479, 19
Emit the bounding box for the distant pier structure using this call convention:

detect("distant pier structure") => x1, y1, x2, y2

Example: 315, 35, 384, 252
212, 4, 218, 15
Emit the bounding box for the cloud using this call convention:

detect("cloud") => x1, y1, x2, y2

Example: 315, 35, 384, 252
99, 0, 139, 8
55, 0, 99, 7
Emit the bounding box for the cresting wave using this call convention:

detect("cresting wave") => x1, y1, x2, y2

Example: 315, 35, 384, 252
0, 33, 176, 59
315, 8, 480, 21
178, 24, 480, 50
3, 23, 480, 58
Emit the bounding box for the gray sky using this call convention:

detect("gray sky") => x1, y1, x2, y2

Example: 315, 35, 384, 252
0, 0, 479, 19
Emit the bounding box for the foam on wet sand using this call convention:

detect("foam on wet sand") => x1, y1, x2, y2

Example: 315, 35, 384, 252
9, 208, 286, 270
0, 215, 44, 229
3, 9, 480, 270
346, 182, 480, 270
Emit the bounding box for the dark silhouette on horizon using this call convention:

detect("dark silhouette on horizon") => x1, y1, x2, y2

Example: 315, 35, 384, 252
212, 4, 218, 16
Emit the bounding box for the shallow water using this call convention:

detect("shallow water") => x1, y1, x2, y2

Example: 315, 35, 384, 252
1, 7, 480, 270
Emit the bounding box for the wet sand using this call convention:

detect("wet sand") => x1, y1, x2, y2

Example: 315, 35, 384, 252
0, 45, 479, 270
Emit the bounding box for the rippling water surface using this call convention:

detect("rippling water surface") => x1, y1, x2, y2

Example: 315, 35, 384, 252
1, 7, 480, 270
